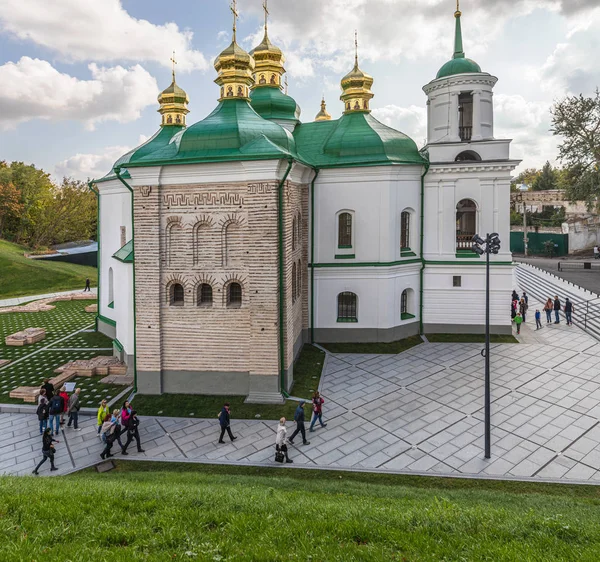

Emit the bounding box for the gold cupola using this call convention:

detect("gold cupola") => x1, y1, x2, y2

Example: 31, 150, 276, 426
250, 0, 285, 89
214, 0, 255, 101
340, 32, 374, 114
315, 96, 331, 121
158, 52, 190, 126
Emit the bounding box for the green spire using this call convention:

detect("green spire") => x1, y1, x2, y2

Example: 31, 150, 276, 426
453, 4, 465, 59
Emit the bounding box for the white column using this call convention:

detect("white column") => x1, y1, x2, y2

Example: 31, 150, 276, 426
471, 90, 482, 141
449, 92, 460, 142
426, 98, 432, 144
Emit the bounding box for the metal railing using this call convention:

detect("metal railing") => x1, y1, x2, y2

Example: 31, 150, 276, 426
456, 234, 475, 250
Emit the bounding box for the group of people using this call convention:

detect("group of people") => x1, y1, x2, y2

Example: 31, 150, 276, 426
217, 391, 327, 464
97, 399, 144, 460
511, 289, 575, 334
36, 379, 82, 435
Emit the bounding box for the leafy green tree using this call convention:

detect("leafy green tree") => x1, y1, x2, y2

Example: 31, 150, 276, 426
511, 168, 541, 191
531, 161, 558, 191
551, 89, 600, 208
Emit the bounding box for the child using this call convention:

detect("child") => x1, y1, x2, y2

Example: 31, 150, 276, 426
535, 309, 542, 330
513, 312, 523, 334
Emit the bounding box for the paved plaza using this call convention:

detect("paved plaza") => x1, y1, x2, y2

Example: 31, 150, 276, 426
2, 291, 600, 482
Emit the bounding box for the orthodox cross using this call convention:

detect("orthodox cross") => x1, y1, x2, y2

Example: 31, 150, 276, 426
170, 51, 177, 80
231, 0, 239, 42
354, 30, 358, 66
263, 0, 269, 31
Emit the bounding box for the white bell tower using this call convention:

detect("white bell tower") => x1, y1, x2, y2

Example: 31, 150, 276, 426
421, 2, 520, 335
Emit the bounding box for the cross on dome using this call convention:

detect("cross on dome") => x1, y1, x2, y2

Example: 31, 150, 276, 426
231, 0, 239, 42
170, 51, 177, 80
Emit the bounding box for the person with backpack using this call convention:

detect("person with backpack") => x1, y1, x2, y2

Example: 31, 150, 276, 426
37, 389, 49, 434
218, 403, 237, 444
553, 295, 561, 324
519, 298, 528, 322
309, 391, 327, 432
288, 400, 310, 446
48, 392, 64, 436
121, 410, 145, 455
275, 417, 292, 463
100, 413, 120, 459
59, 386, 69, 426
40, 378, 54, 401
67, 388, 82, 430
97, 399, 109, 435
564, 298, 575, 326
32, 427, 58, 475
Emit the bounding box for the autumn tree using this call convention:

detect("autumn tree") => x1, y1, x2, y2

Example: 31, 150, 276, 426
0, 181, 23, 238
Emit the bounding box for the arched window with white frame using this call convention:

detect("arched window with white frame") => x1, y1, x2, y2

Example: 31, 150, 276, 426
337, 211, 354, 251
401, 211, 410, 250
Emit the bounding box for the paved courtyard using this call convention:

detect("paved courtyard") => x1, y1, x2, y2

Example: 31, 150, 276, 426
2, 292, 600, 482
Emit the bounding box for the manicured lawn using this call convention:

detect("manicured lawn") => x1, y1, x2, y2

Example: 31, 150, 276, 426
320, 335, 423, 354
426, 334, 519, 344
2, 463, 600, 561
0, 239, 96, 299
132, 344, 325, 420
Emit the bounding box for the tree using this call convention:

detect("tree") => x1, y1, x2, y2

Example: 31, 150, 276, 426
531, 161, 558, 191
551, 89, 600, 208
0, 181, 23, 239
511, 168, 541, 191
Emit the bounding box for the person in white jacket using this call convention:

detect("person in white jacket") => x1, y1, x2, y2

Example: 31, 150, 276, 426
275, 417, 293, 464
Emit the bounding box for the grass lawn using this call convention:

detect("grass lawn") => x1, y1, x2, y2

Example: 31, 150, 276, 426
427, 333, 519, 344
132, 344, 325, 420
2, 463, 600, 561
0, 239, 97, 299
320, 335, 423, 354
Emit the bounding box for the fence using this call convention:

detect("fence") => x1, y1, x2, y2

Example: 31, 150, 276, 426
510, 231, 569, 256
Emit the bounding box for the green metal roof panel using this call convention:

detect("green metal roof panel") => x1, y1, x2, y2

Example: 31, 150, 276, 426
436, 57, 482, 79
128, 99, 298, 167
293, 113, 426, 168
250, 87, 301, 122
112, 240, 133, 263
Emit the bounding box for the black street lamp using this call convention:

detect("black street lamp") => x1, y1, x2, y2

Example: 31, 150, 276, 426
471, 232, 501, 459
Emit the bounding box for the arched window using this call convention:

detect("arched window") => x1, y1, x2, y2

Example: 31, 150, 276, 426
198, 283, 213, 307
401, 289, 415, 320
108, 267, 114, 307
337, 292, 357, 323
170, 283, 184, 306
297, 259, 302, 298
401, 290, 408, 315
456, 199, 477, 251
455, 150, 481, 162
401, 211, 410, 250
297, 213, 302, 247
292, 216, 297, 251
292, 262, 297, 302
338, 212, 353, 248
227, 282, 242, 308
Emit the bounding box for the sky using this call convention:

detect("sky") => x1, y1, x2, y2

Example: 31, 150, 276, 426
0, 0, 599, 182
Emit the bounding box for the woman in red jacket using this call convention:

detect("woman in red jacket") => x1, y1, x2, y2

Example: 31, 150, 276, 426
59, 386, 69, 426
309, 391, 327, 432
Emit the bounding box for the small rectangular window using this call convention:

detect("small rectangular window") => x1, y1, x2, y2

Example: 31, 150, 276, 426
453, 276, 462, 287
120, 226, 126, 247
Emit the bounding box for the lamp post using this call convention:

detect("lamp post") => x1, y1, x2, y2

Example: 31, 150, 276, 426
472, 232, 501, 459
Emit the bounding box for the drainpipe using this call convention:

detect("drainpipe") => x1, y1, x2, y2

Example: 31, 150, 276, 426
114, 166, 138, 394
278, 159, 294, 398
310, 168, 319, 344
87, 181, 100, 332
419, 162, 430, 335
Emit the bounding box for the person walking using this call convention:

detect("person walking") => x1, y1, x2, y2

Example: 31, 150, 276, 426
48, 392, 64, 436
37, 389, 49, 434
511, 290, 519, 303
100, 415, 119, 459
32, 427, 58, 474
289, 400, 310, 446
218, 403, 237, 444
84, 278, 91, 292
519, 298, 528, 322
40, 378, 54, 401
309, 391, 327, 432
275, 417, 293, 463
67, 388, 82, 430
564, 298, 574, 326
553, 295, 561, 324
535, 309, 542, 330
544, 298, 553, 324
121, 410, 145, 454
97, 399, 109, 435
594, 245, 599, 260
59, 386, 69, 426
121, 400, 132, 428
522, 291, 529, 305
513, 312, 523, 335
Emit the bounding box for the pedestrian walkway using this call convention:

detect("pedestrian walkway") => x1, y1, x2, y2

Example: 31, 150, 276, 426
0, 288, 97, 308
4, 282, 600, 482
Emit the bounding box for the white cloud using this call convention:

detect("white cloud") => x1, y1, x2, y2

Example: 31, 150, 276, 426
0, 57, 159, 130
55, 145, 131, 182
0, 0, 207, 71
372, 105, 428, 147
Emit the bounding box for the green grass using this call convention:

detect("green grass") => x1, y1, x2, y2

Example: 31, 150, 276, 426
3, 463, 600, 561
320, 335, 423, 354
426, 334, 519, 344
132, 344, 325, 420
0, 239, 97, 299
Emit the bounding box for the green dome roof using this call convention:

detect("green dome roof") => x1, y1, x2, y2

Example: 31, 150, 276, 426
436, 57, 481, 79
294, 112, 426, 168
250, 87, 300, 122
128, 99, 297, 167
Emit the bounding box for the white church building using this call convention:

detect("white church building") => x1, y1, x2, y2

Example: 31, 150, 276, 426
92, 4, 519, 402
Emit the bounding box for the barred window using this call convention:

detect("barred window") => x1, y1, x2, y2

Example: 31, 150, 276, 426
292, 216, 297, 251
198, 283, 213, 307
401, 290, 408, 315
337, 292, 357, 322
338, 212, 352, 248
170, 283, 184, 306
401, 211, 410, 249
227, 282, 242, 307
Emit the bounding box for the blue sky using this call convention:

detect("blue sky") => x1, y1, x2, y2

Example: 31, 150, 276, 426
0, 0, 598, 181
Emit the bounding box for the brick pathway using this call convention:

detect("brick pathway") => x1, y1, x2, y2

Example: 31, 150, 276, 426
3, 293, 600, 482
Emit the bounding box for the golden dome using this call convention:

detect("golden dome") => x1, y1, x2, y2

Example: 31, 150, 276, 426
315, 97, 331, 121
250, 0, 286, 89
340, 32, 374, 114
158, 53, 189, 126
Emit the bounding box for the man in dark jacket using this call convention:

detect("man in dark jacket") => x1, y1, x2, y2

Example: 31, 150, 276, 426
121, 410, 145, 454
218, 403, 237, 444
289, 400, 310, 446
48, 393, 64, 436
553, 295, 561, 324
32, 428, 58, 474
41, 378, 54, 401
